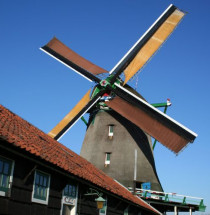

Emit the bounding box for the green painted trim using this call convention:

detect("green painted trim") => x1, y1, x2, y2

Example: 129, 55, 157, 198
91, 86, 102, 99
152, 102, 169, 150
151, 102, 168, 108
81, 116, 88, 126
199, 200, 206, 212
182, 197, 186, 205
164, 194, 169, 202
163, 106, 168, 114
152, 139, 157, 150
91, 75, 122, 100
144, 191, 148, 198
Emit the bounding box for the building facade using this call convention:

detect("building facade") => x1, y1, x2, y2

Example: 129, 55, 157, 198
0, 105, 160, 215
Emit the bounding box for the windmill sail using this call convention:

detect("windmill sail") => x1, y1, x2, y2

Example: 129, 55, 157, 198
48, 89, 102, 140
41, 5, 197, 155
106, 84, 197, 154
41, 37, 108, 82
41, 4, 197, 195
109, 4, 185, 85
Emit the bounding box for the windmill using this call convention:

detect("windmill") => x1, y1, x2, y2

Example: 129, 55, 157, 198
41, 4, 197, 191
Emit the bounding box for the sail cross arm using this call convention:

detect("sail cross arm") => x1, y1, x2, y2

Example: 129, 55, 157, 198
106, 84, 197, 154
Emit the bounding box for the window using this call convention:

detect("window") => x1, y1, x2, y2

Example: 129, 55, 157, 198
61, 184, 78, 214
0, 156, 14, 196
124, 206, 129, 215
32, 170, 50, 204
64, 184, 77, 198
105, 153, 111, 165
108, 125, 114, 139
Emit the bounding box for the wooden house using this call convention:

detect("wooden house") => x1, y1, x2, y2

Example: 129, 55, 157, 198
0, 105, 160, 215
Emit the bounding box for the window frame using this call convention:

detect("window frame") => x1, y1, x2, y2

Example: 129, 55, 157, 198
108, 125, 114, 138
124, 206, 129, 215
0, 156, 14, 197
105, 153, 111, 165
63, 184, 77, 198
31, 170, 50, 205
60, 183, 78, 215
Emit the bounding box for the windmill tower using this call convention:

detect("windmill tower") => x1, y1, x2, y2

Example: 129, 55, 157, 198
41, 4, 197, 192
80, 85, 163, 191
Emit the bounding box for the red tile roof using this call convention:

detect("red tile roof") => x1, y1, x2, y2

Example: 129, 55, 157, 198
0, 105, 160, 214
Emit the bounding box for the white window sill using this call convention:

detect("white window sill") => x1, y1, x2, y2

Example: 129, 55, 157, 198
0, 191, 6, 197
32, 197, 48, 205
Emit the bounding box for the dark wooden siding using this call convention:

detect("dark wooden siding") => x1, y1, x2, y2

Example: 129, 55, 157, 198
0, 143, 157, 215
0, 147, 62, 215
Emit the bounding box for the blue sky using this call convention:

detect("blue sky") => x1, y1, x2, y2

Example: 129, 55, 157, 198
0, 0, 210, 213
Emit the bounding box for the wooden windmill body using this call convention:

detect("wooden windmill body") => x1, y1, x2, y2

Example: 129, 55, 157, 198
81, 102, 163, 191
41, 4, 197, 192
